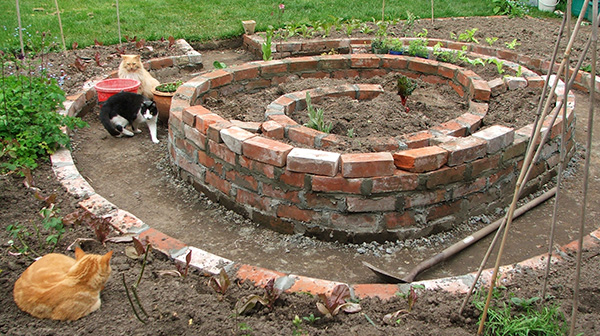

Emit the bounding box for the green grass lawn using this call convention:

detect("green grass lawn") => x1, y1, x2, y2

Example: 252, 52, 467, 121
1, 0, 497, 51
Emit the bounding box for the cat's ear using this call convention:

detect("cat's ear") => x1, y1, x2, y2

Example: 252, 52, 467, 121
102, 251, 113, 264
134, 55, 141, 61
75, 247, 85, 260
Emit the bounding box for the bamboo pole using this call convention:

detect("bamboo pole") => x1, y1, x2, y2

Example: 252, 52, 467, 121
459, 12, 568, 315
431, 0, 434, 23
15, 0, 25, 57
53, 0, 66, 51
116, 0, 122, 45
569, 7, 598, 336
477, 6, 592, 333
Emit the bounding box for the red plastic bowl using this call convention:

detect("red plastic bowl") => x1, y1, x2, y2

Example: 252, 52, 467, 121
94, 78, 141, 102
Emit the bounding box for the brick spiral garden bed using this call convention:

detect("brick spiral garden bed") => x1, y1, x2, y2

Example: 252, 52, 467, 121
166, 38, 576, 243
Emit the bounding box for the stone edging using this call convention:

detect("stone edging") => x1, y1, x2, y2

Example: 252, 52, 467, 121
50, 38, 600, 300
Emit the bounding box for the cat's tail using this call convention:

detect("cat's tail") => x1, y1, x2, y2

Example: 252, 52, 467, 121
99, 107, 123, 136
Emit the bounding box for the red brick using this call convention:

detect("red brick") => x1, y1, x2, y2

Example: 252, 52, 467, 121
205, 170, 231, 194
383, 212, 415, 230
246, 78, 271, 91
196, 113, 227, 134
198, 150, 215, 167
438, 63, 460, 79
470, 79, 491, 101
221, 126, 256, 154
150, 56, 174, 69
347, 196, 396, 212
424, 164, 467, 189
226, 170, 258, 191
453, 176, 488, 198
401, 131, 433, 149
184, 124, 207, 150
207, 121, 233, 143
240, 137, 293, 168
236, 188, 269, 210
456, 113, 483, 134
233, 64, 260, 81
261, 60, 288, 75
472, 125, 515, 154
183, 105, 212, 127
289, 57, 319, 72
468, 101, 489, 117
267, 114, 298, 126
350, 54, 381, 68
261, 120, 285, 139
304, 192, 340, 210
341, 152, 395, 178
405, 189, 447, 208
239, 156, 275, 179
420, 75, 447, 85
357, 84, 385, 100
382, 56, 408, 70
288, 126, 321, 146
262, 184, 300, 203
432, 120, 467, 137
277, 204, 316, 222
203, 69, 233, 88
279, 170, 305, 188
312, 174, 362, 194
456, 69, 477, 88
332, 69, 360, 79
393, 146, 448, 173
358, 69, 387, 78
272, 95, 296, 113
137, 228, 186, 256
301, 71, 330, 79
175, 137, 197, 159
318, 55, 349, 70
371, 170, 419, 193
439, 136, 488, 166
449, 81, 465, 97
470, 154, 501, 177
330, 213, 378, 231
209, 140, 236, 165
426, 200, 464, 221
408, 58, 439, 74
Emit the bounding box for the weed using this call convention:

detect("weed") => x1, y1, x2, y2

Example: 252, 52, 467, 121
304, 92, 332, 133
123, 237, 152, 324
238, 322, 254, 336
347, 128, 355, 138
292, 315, 307, 336
316, 284, 361, 318
505, 38, 520, 50
302, 313, 320, 324
485, 37, 498, 46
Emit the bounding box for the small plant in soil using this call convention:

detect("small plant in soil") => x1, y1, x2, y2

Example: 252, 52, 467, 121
155, 80, 183, 93
505, 38, 521, 50
7, 201, 64, 259
407, 36, 429, 58
213, 60, 227, 69
262, 27, 274, 61
208, 268, 231, 296
234, 277, 283, 315
62, 208, 113, 245
488, 58, 506, 75
396, 75, 417, 112
486, 37, 499, 46
453, 28, 479, 43
303, 92, 332, 133
123, 237, 152, 324
316, 284, 361, 319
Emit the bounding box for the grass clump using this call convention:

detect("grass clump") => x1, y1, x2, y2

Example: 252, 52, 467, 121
303, 92, 332, 133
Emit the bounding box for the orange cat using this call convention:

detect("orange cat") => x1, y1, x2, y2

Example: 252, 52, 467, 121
118, 54, 160, 99
13, 248, 113, 321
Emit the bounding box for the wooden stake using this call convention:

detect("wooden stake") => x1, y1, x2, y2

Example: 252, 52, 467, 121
431, 0, 434, 23
15, 0, 25, 57
116, 0, 122, 45
54, 0, 66, 51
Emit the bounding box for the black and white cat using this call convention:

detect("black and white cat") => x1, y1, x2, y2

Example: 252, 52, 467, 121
99, 91, 159, 144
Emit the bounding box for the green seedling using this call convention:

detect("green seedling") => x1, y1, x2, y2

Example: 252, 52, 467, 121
347, 128, 355, 138
516, 65, 523, 77
505, 38, 520, 50
487, 58, 505, 75
485, 37, 498, 46
316, 284, 361, 318
458, 28, 479, 43
302, 313, 320, 324
304, 92, 332, 133
510, 296, 540, 310
213, 61, 227, 69
262, 28, 273, 61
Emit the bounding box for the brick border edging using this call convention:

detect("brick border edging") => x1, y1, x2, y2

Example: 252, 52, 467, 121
50, 38, 600, 300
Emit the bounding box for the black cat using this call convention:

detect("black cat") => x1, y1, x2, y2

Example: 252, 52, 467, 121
99, 91, 159, 143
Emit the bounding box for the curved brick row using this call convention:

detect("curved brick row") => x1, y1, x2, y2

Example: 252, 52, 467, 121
168, 52, 574, 243
49, 36, 600, 301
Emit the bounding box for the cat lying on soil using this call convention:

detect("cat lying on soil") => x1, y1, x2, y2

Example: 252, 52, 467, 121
13, 248, 113, 321
99, 91, 160, 144
118, 54, 160, 99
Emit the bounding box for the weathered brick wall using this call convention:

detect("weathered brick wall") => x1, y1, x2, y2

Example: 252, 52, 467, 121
168, 52, 575, 243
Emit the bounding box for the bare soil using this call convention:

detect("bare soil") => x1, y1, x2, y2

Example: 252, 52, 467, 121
1, 16, 599, 335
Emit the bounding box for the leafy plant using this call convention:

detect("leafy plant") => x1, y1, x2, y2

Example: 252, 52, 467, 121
488, 58, 505, 75
516, 65, 523, 77
304, 92, 332, 133
175, 250, 193, 278
235, 278, 283, 315
505, 38, 521, 50
402, 11, 418, 37
492, 0, 528, 17
457, 28, 479, 43
510, 296, 540, 310
62, 208, 113, 245
316, 284, 361, 318
155, 80, 183, 93
213, 61, 227, 69
397, 75, 417, 112
485, 37, 499, 46
262, 27, 274, 61
302, 313, 320, 324
208, 268, 231, 295
407, 37, 429, 58
0, 53, 87, 173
